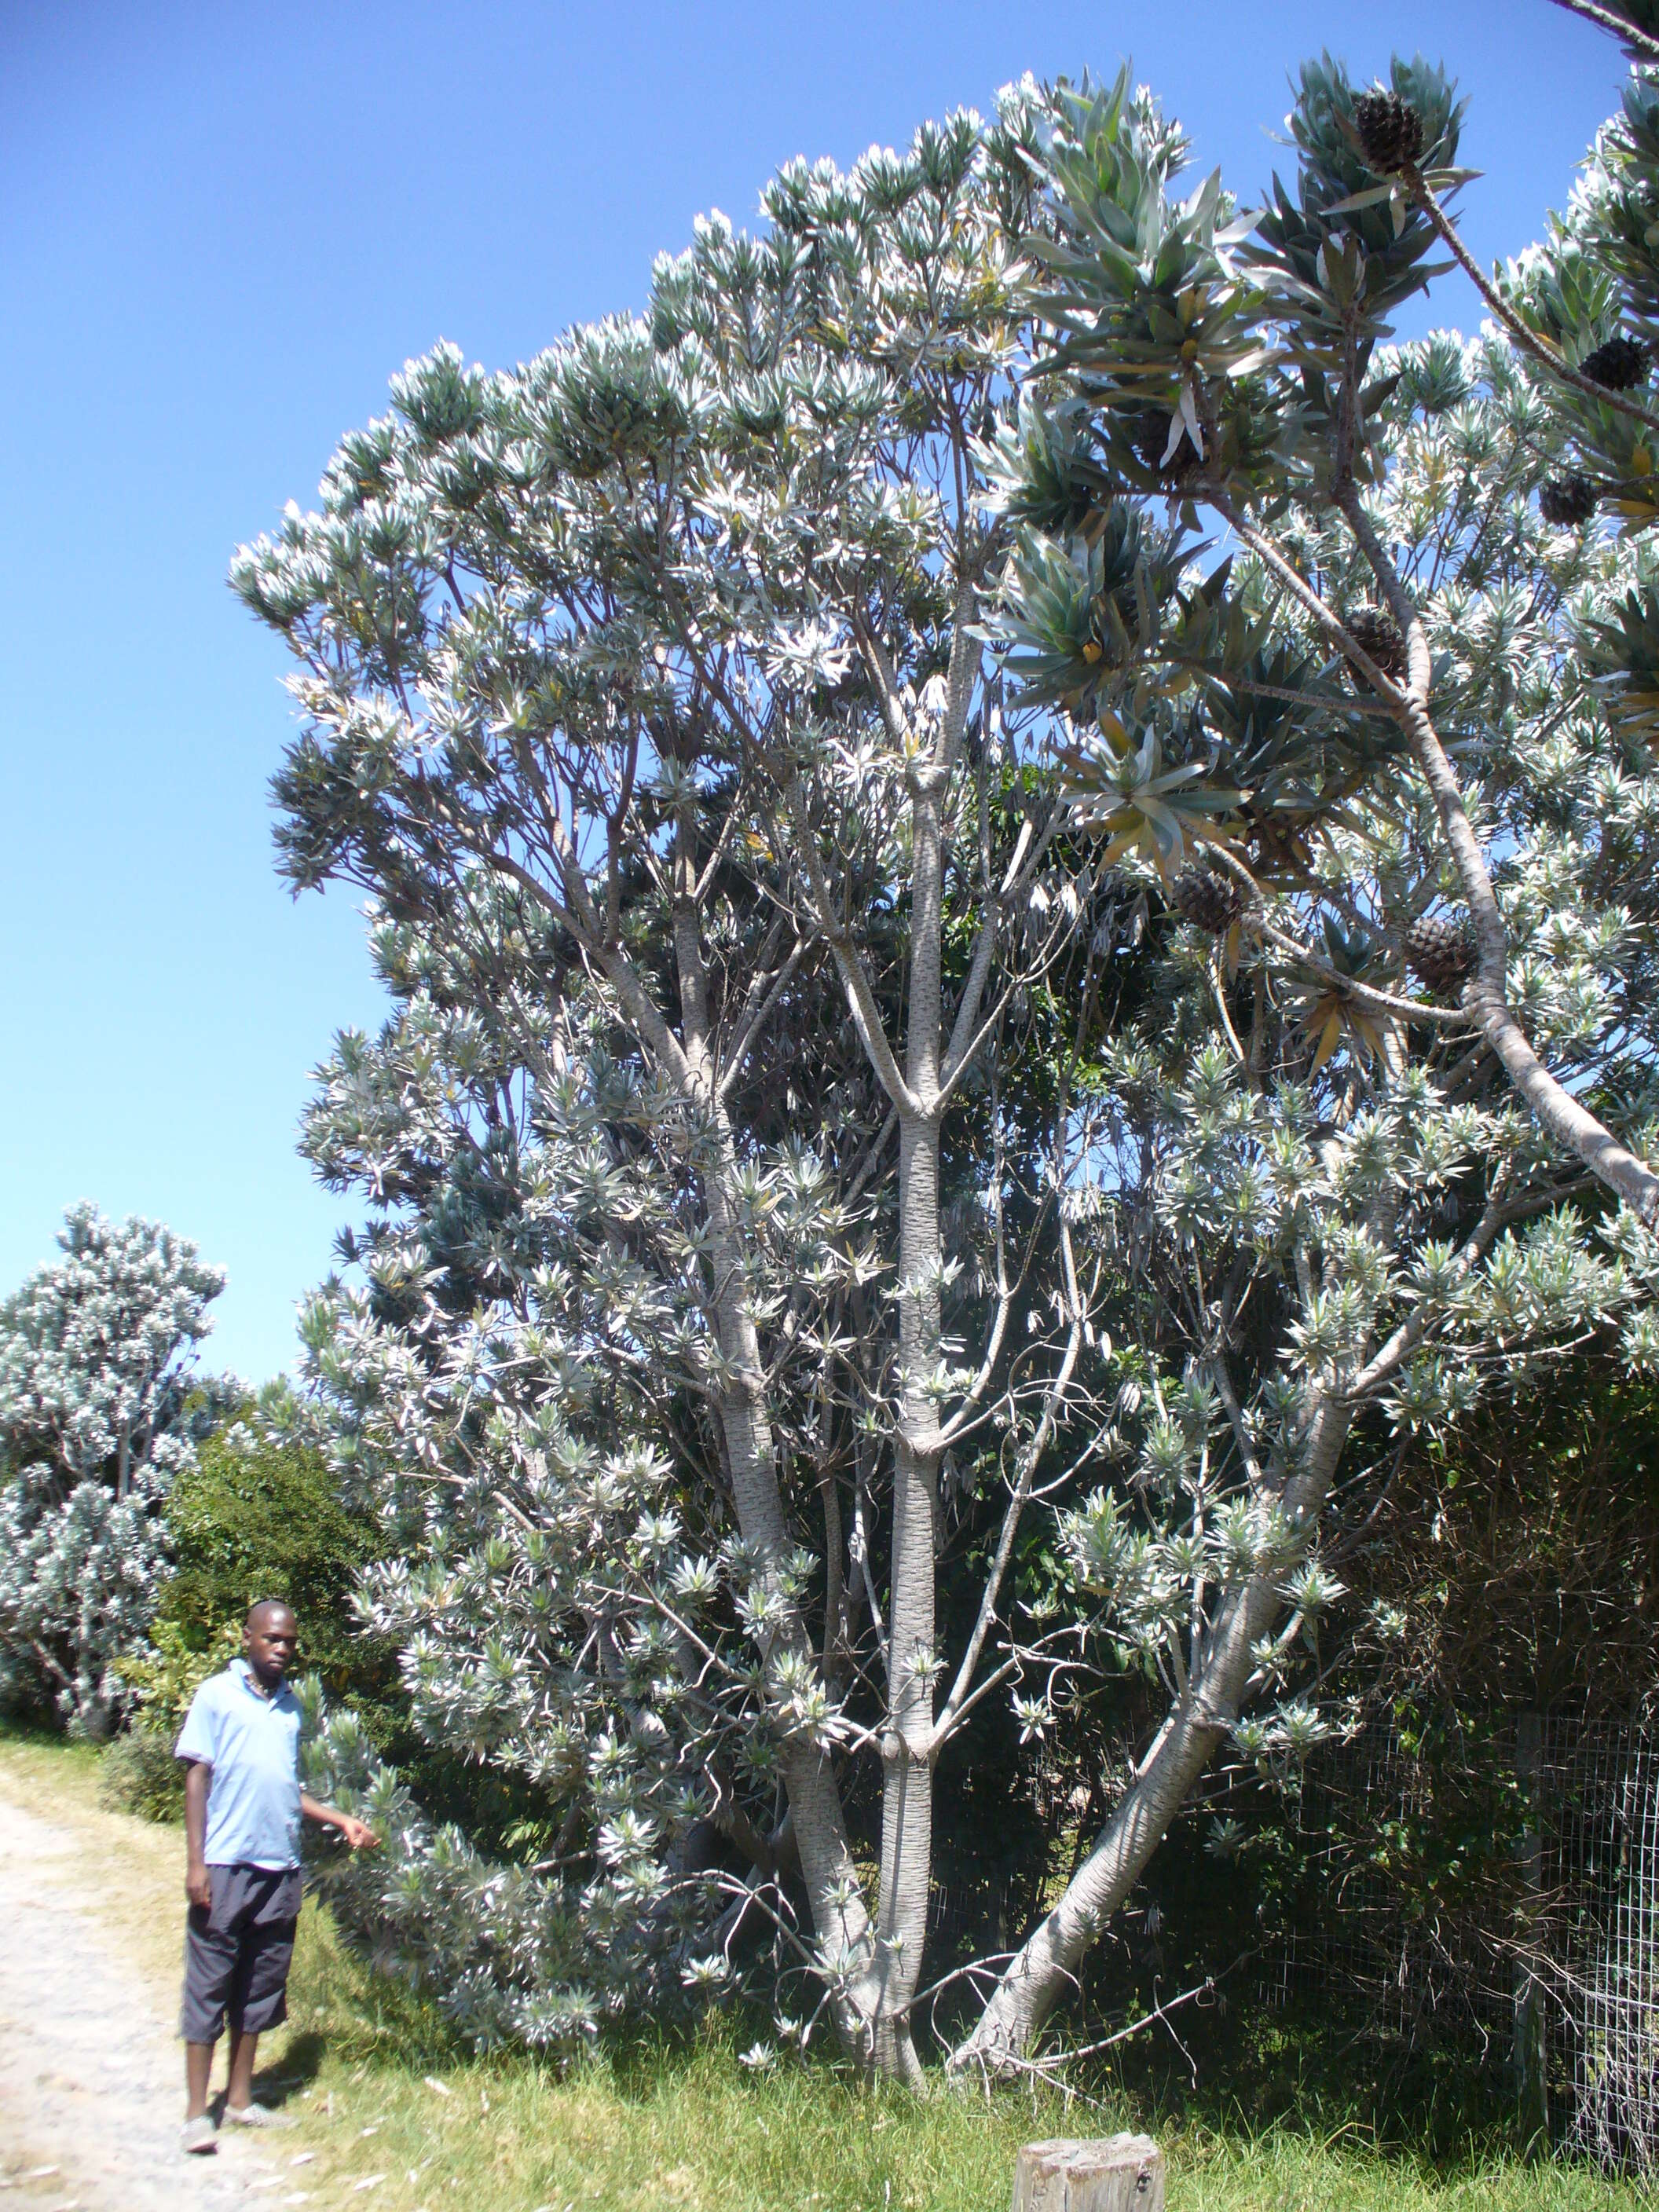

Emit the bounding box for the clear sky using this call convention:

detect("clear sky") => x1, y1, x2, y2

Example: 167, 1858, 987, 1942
0, 1, 1637, 1381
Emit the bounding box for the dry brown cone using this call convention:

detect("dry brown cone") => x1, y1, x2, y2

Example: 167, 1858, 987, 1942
1403, 911, 1474, 996
1580, 335, 1650, 392
1130, 409, 1207, 486
1247, 815, 1318, 887
1539, 474, 1599, 529
1346, 606, 1408, 686
1172, 864, 1245, 933
1353, 90, 1424, 174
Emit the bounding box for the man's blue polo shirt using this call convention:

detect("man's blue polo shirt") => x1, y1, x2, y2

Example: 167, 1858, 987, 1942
174, 1659, 302, 1870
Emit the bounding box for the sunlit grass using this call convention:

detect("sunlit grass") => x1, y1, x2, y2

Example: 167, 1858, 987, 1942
228, 2026, 1650, 2212
0, 1723, 1646, 2210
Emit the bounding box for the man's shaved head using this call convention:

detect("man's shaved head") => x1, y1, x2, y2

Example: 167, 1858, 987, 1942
242, 1600, 298, 1691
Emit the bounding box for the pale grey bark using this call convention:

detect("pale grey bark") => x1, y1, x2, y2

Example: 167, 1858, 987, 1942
1412, 163, 1659, 442
831, 738, 956, 2079
950, 1170, 1521, 2071
1224, 496, 1659, 1223
1547, 0, 1659, 62
791, 596, 1002, 2078
857, 1106, 943, 2084
663, 802, 879, 2025
1340, 494, 1659, 1222
950, 1393, 1351, 2072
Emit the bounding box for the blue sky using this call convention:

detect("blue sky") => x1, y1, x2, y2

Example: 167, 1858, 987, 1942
0, 1, 1635, 1380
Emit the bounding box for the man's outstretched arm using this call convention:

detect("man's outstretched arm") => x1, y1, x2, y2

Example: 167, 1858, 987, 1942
183, 1760, 213, 1908
300, 1793, 377, 1850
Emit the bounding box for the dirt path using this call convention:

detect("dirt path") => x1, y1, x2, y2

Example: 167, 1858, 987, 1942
0, 1792, 294, 2210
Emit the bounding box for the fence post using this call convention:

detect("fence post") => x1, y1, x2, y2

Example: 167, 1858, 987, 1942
1514, 1712, 1547, 2157
1011, 2137, 1164, 2212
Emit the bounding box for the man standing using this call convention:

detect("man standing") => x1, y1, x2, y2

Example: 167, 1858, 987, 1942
174, 1599, 376, 2154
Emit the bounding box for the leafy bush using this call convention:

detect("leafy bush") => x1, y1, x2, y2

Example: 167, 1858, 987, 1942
98, 1719, 188, 1822
137, 1379, 391, 1733
104, 1378, 404, 1815
117, 1616, 241, 1734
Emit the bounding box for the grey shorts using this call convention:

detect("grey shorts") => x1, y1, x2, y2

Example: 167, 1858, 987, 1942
181, 1862, 303, 2044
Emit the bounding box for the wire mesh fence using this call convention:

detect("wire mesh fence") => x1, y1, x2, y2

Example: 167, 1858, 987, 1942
1269, 1712, 1659, 2170
1551, 1721, 1659, 2170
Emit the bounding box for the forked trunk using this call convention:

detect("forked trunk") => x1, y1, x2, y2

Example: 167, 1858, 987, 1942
789, 609, 983, 2078
667, 840, 878, 2039
857, 737, 957, 2082
950, 1396, 1350, 2072
859, 1108, 943, 2086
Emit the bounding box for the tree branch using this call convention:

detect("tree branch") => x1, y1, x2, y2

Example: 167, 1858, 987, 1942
1547, 0, 1659, 64
1335, 483, 1659, 1220
716, 936, 808, 1103
1409, 175, 1659, 442
936, 1215, 1086, 1740
784, 776, 921, 1119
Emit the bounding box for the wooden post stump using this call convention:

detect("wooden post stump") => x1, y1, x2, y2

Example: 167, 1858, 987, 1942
1011, 2136, 1165, 2212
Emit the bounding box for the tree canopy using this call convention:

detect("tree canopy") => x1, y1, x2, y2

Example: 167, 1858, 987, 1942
242, 12, 1659, 2078
0, 1203, 225, 1732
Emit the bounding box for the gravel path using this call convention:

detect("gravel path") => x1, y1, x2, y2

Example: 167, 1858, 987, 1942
0, 1794, 289, 2210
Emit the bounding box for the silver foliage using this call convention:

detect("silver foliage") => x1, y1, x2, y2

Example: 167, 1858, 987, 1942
0, 1203, 225, 1733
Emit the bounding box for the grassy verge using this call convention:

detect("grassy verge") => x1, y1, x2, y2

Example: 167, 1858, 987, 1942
0, 1725, 1644, 2211
179, 2032, 1653, 2212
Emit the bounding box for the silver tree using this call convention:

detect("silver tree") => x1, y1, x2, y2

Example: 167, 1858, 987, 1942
0, 1203, 225, 1733
954, 41, 1659, 2067
245, 32, 1659, 2080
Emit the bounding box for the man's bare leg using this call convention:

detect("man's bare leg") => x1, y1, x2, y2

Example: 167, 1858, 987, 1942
225, 2025, 259, 2113
185, 2040, 215, 2119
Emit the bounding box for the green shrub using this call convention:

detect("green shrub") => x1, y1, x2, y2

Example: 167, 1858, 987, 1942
99, 1720, 187, 1822
118, 1615, 241, 1733
162, 1387, 371, 1654
134, 1379, 397, 1737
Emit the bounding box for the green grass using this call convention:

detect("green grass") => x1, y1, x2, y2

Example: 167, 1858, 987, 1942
215, 2030, 1654, 2212
0, 1721, 1648, 2210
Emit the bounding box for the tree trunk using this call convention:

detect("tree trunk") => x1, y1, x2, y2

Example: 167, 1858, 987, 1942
951, 1395, 1350, 2072
668, 828, 877, 2038
708, 1156, 876, 1986
859, 749, 954, 2083
783, 616, 982, 2078
862, 1105, 943, 2086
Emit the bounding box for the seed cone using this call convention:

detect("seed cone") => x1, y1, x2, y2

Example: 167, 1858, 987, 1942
1581, 335, 1650, 392
1354, 90, 1425, 174
1172, 865, 1245, 934
1346, 607, 1408, 685
1539, 474, 1599, 529
1403, 912, 1474, 995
